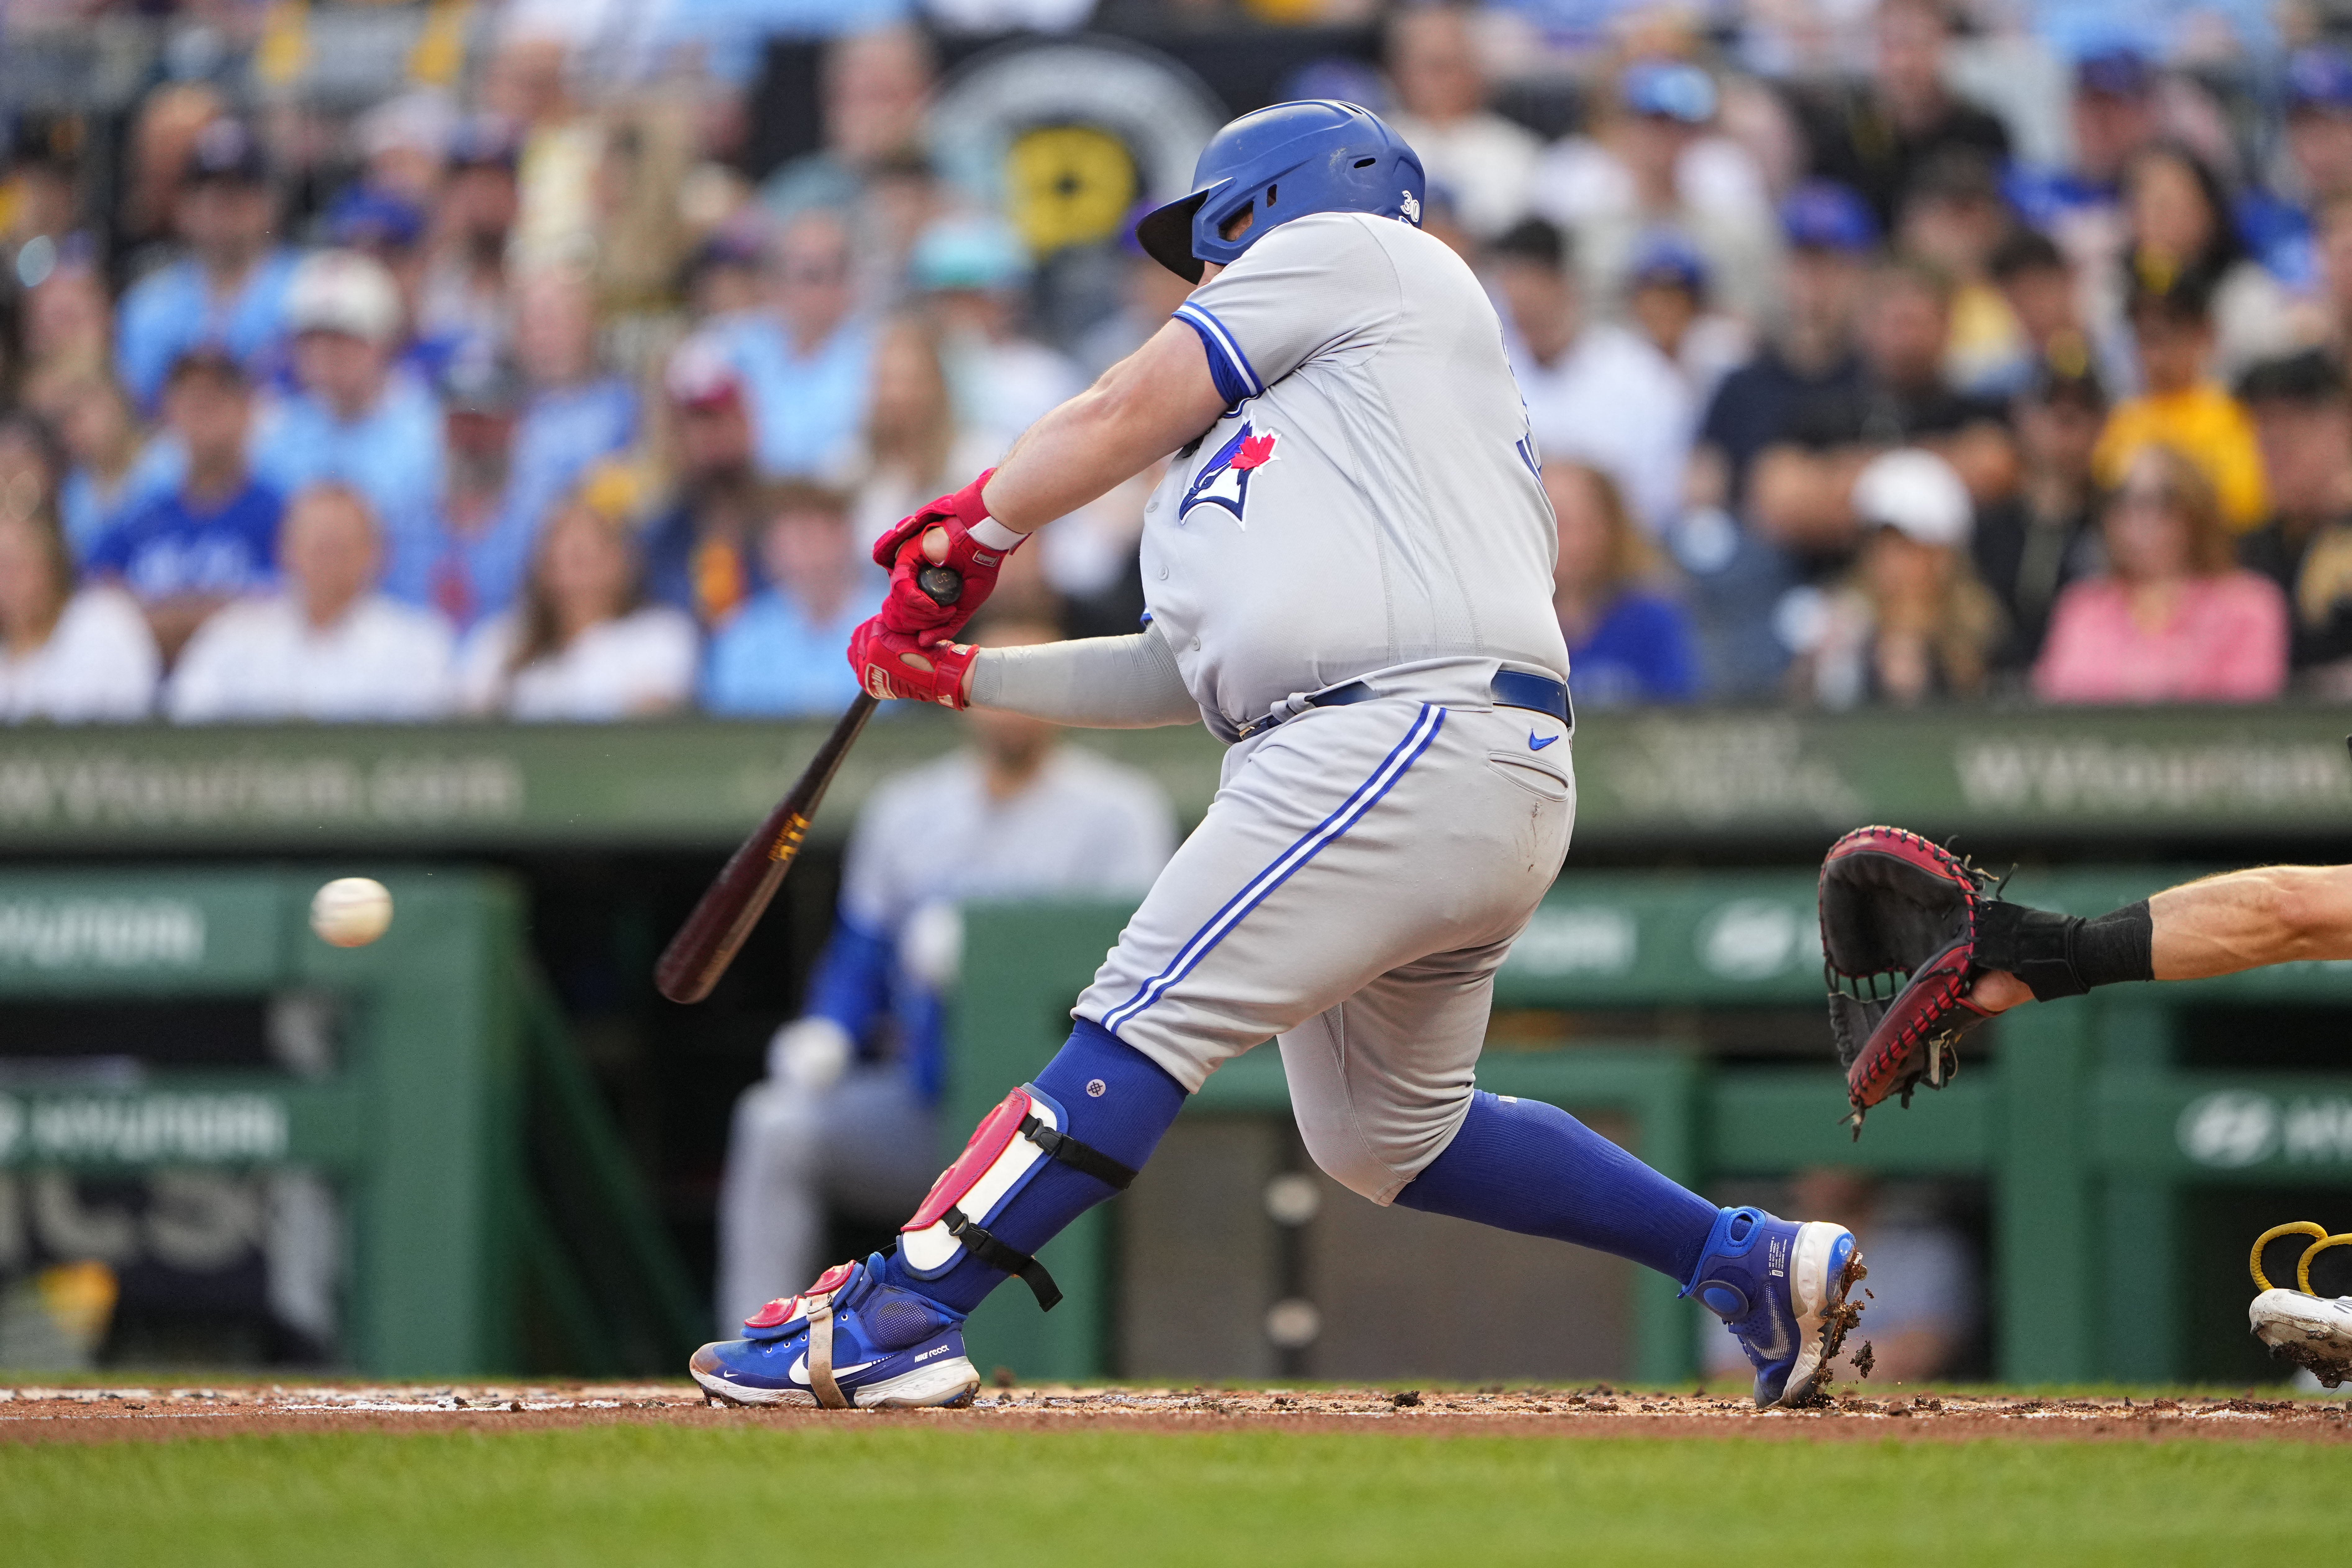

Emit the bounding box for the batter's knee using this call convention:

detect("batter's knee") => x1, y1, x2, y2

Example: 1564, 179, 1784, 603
1293, 1089, 1475, 1207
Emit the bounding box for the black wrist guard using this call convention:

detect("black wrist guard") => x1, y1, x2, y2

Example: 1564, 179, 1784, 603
1974, 898, 2154, 1000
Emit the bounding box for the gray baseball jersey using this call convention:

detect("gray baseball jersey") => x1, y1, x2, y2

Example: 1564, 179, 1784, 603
1149, 210, 1570, 733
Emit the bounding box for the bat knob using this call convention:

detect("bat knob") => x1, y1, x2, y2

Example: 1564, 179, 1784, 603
915, 564, 963, 607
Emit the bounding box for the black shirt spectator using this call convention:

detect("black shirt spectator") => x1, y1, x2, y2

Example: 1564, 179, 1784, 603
1794, 0, 2013, 229
1972, 359, 2109, 669
2238, 349, 2352, 689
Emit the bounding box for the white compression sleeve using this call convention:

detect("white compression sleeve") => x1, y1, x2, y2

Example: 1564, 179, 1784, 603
968, 622, 1201, 728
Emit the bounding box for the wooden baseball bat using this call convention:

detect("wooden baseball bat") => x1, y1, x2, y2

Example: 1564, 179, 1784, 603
655, 563, 962, 1005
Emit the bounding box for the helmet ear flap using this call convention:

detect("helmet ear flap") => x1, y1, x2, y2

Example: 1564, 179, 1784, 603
1136, 191, 1210, 283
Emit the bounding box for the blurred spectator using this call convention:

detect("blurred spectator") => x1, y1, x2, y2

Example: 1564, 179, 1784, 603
1546, 459, 1697, 706
759, 26, 937, 221
86, 351, 280, 666
2118, 143, 2299, 377
1384, 6, 1537, 240
1786, 448, 1998, 708
1074, 211, 1198, 380
1623, 230, 1750, 407
251, 250, 447, 604
1751, 257, 2014, 567
325, 184, 439, 380
0, 511, 158, 723
913, 216, 1082, 454
457, 487, 699, 720
24, 260, 116, 388
115, 119, 299, 411
1973, 358, 2109, 672
353, 90, 456, 208
717, 610, 1176, 1329
508, 265, 638, 543
2005, 47, 2161, 283
2035, 444, 2287, 703
1690, 184, 1875, 522
1796, 0, 2011, 230
416, 115, 521, 379
2238, 351, 2352, 696
850, 315, 1001, 548
0, 414, 63, 528
1532, 60, 1779, 326
681, 220, 769, 324
2092, 260, 2268, 531
1896, 150, 2024, 395
1787, 1169, 1976, 1384
114, 84, 228, 283
702, 482, 881, 716
424, 357, 536, 630
167, 484, 455, 722
645, 337, 770, 625
1491, 218, 1690, 534
2234, 46, 2352, 297
52, 374, 176, 560
1986, 229, 2097, 397
718, 208, 874, 478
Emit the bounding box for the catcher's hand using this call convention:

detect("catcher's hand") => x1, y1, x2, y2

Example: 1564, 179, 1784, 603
1818, 826, 2037, 1131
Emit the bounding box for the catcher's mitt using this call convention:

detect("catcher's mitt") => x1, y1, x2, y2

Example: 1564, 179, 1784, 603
1818, 827, 2000, 1132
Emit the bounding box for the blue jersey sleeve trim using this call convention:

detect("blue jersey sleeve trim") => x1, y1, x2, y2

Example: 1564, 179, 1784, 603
1173, 303, 1264, 404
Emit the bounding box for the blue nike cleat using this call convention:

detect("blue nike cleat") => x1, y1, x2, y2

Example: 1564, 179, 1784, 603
1682, 1206, 1866, 1408
689, 1257, 980, 1410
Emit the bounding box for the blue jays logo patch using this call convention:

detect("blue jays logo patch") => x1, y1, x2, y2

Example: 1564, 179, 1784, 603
1178, 423, 1278, 527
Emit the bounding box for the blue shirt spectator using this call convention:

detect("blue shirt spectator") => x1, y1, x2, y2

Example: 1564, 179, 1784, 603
712, 210, 873, 477
85, 347, 281, 666
250, 252, 447, 605
89, 480, 283, 606
115, 119, 300, 410
507, 267, 638, 544
1569, 591, 1701, 705
702, 480, 880, 715
424, 359, 538, 631
1545, 458, 1700, 706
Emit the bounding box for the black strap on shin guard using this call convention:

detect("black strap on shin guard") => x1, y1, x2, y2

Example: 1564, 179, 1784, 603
942, 1206, 1063, 1311
1019, 1114, 1139, 1189
930, 1116, 1137, 1314
1976, 898, 2154, 1000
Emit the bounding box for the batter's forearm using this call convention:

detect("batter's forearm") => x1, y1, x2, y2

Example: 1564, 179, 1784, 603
981, 320, 1228, 531
967, 625, 1200, 728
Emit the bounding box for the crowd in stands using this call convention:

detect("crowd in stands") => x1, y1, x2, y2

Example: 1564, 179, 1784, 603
2, 0, 2351, 724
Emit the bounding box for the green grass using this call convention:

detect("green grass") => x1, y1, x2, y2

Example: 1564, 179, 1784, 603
1, 1424, 2337, 1566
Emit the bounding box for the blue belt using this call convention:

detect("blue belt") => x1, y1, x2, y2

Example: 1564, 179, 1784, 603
1236, 669, 1573, 741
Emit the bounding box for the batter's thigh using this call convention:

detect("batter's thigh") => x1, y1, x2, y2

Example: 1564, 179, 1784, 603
1075, 696, 1573, 1093
1277, 935, 1515, 1203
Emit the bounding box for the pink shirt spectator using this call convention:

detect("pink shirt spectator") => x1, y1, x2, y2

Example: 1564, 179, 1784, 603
2032, 570, 2289, 703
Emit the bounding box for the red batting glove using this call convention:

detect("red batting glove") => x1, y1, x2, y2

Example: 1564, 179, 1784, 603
870, 468, 1018, 640
847, 619, 976, 708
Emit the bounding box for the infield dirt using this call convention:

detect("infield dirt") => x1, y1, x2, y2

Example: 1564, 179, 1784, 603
6, 1382, 2347, 1445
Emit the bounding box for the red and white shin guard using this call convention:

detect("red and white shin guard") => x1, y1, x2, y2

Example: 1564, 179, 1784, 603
898, 1084, 1138, 1309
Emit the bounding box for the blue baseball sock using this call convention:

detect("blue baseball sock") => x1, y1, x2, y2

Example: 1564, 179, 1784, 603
878, 1017, 1184, 1314
1394, 1090, 1719, 1282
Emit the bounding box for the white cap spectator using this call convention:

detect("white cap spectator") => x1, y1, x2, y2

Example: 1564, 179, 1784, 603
1853, 448, 1974, 549
288, 250, 404, 344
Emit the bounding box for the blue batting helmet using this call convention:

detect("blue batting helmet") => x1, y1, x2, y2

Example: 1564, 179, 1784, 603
1135, 100, 1425, 283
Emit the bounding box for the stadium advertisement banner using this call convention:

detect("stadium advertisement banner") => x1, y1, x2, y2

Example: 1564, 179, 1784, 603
0, 707, 2345, 852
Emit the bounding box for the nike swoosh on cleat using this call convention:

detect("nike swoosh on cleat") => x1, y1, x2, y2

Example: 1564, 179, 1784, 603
1528, 733, 1558, 750
788, 1354, 879, 1385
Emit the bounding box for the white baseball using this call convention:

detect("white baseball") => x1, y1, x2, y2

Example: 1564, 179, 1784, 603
310, 877, 394, 948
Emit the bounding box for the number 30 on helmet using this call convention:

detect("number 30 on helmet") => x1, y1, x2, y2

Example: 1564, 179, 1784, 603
1134, 100, 1427, 284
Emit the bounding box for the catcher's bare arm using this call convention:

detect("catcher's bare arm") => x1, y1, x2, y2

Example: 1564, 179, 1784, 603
1969, 864, 2352, 1013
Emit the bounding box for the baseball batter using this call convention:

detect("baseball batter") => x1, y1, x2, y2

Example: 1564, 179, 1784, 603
691, 101, 1867, 1412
